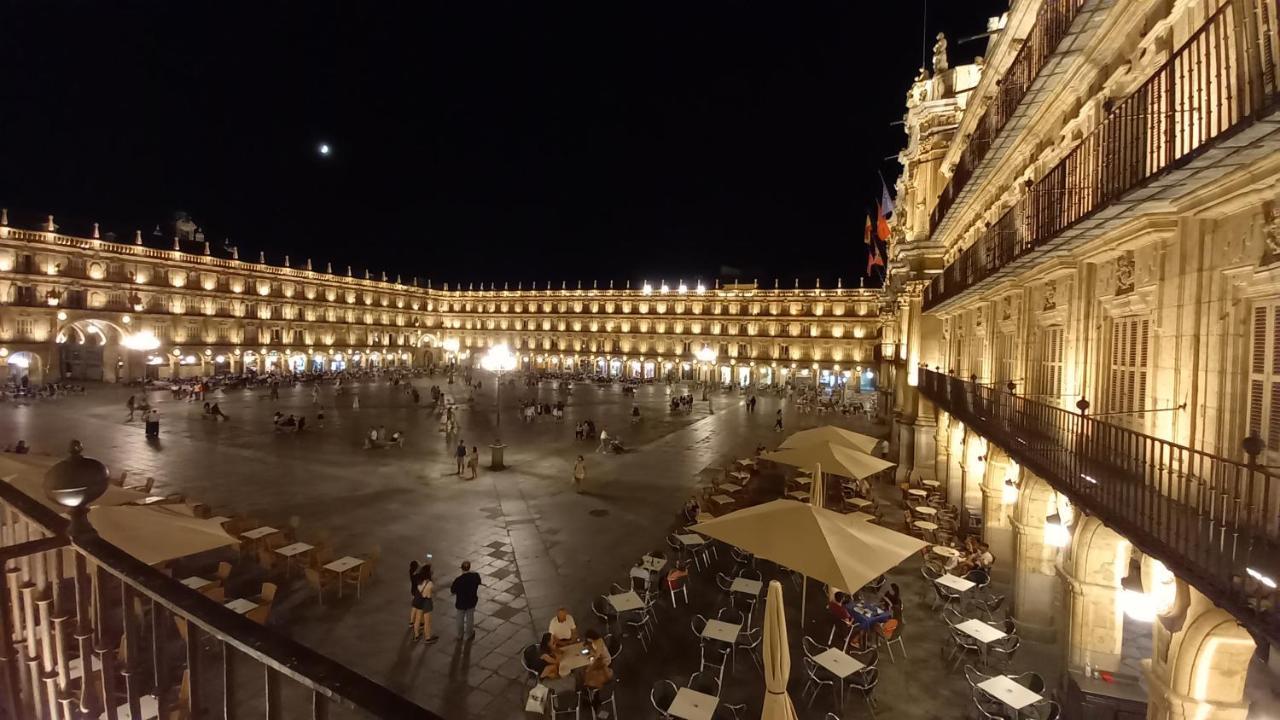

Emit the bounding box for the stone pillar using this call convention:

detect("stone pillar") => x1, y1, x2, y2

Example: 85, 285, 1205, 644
959, 428, 985, 526
946, 419, 966, 511
1060, 516, 1129, 674
1010, 472, 1059, 640
979, 446, 1016, 586
1143, 587, 1254, 720
933, 409, 951, 491
910, 394, 938, 482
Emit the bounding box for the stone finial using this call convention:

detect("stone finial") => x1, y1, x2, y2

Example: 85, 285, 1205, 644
774, 278, 780, 289
609, 280, 614, 289
173, 236, 181, 251
815, 278, 821, 288
92, 222, 100, 239
396, 274, 402, 284
715, 279, 720, 289
284, 255, 291, 268
427, 279, 432, 288
794, 278, 800, 288
347, 265, 353, 276
468, 282, 474, 290
259, 251, 266, 263
504, 281, 509, 290
837, 277, 843, 288
518, 281, 523, 289
412, 277, 418, 287
561, 281, 566, 290
577, 280, 582, 289
381, 271, 387, 282
0, 208, 7, 226
305, 258, 313, 271
364, 269, 371, 279
203, 241, 211, 255
626, 280, 631, 289
326, 261, 333, 273
45, 215, 56, 232
444, 282, 450, 291
232, 246, 239, 260
134, 230, 142, 244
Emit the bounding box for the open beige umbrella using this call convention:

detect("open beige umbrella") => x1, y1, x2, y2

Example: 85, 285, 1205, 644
779, 425, 883, 454
761, 442, 894, 481
762, 579, 800, 720
691, 497, 925, 626
0, 458, 149, 511
82, 506, 238, 566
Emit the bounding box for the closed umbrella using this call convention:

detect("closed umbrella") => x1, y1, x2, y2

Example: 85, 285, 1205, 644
762, 579, 799, 720
779, 425, 882, 454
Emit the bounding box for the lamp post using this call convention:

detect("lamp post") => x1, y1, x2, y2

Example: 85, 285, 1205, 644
480, 343, 517, 469
695, 346, 717, 400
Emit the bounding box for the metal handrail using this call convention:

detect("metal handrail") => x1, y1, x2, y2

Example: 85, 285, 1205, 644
918, 369, 1280, 644
928, 0, 1090, 236
924, 0, 1279, 311
0, 480, 438, 719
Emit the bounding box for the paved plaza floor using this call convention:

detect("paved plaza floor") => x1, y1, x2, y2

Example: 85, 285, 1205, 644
0, 377, 1066, 719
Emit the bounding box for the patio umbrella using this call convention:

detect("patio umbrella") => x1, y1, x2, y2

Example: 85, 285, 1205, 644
762, 579, 800, 720
82, 506, 239, 566
779, 425, 883, 454
691, 495, 925, 626
761, 442, 894, 481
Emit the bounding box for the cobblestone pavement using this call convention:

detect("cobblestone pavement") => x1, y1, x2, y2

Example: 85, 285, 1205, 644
0, 378, 1064, 719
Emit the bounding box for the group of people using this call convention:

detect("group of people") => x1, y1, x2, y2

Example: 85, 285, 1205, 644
529, 608, 614, 709
272, 412, 307, 433
407, 558, 482, 643
668, 394, 698, 413
201, 401, 230, 421
365, 425, 405, 449
520, 400, 564, 423
573, 419, 599, 440
454, 440, 480, 478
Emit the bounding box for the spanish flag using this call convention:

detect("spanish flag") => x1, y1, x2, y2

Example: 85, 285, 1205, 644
876, 200, 891, 242
866, 241, 885, 275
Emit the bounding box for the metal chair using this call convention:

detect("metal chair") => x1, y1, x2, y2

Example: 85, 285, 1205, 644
877, 619, 906, 661
735, 627, 764, 673
520, 644, 541, 685
972, 694, 1005, 720
691, 614, 708, 639
847, 665, 879, 718
988, 635, 1022, 668
801, 656, 838, 708
650, 680, 677, 719
700, 640, 731, 685
1014, 671, 1046, 694
550, 689, 580, 720
802, 635, 829, 658
715, 572, 734, 593
714, 703, 748, 720
942, 607, 967, 627
592, 596, 617, 626
625, 609, 653, 651
963, 664, 992, 689
688, 670, 720, 697
850, 646, 878, 669
944, 627, 982, 670
666, 568, 690, 607
717, 607, 745, 627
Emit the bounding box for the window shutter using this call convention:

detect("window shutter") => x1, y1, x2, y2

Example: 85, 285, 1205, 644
1248, 302, 1280, 454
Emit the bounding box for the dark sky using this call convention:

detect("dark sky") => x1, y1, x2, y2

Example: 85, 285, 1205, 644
1, 1, 1005, 288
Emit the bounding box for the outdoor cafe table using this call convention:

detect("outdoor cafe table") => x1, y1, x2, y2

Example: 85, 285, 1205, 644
323, 556, 365, 598
241, 526, 278, 540
730, 576, 763, 596
557, 641, 594, 674
921, 480, 941, 488
787, 490, 811, 501
702, 619, 742, 644
719, 482, 743, 493
275, 542, 315, 576
978, 675, 1045, 717
676, 533, 706, 547
913, 520, 939, 532
670, 687, 719, 720
710, 494, 735, 506
729, 471, 750, 481
907, 488, 928, 498
180, 576, 213, 590
956, 618, 1008, 664
607, 590, 645, 613
935, 574, 976, 593
913, 505, 938, 516
848, 497, 872, 509
224, 598, 258, 614
790, 476, 813, 487
813, 647, 867, 705
737, 458, 757, 468
932, 545, 961, 560
850, 601, 892, 630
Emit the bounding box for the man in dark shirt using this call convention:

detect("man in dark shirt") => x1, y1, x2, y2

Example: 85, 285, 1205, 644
450, 560, 481, 641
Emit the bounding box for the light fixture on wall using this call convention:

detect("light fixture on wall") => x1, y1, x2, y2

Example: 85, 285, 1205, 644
1044, 501, 1070, 548
1002, 478, 1018, 504
1120, 561, 1155, 622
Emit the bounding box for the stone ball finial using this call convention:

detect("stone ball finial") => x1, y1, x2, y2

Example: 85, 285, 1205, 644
43, 439, 109, 514
92, 222, 100, 239
0, 208, 8, 226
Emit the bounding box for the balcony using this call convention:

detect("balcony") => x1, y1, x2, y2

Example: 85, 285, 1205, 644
924, 0, 1280, 312
928, 0, 1090, 237
918, 369, 1280, 644
0, 479, 437, 719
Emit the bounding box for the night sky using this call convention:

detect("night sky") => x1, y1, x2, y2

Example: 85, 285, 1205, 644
1, 1, 1005, 287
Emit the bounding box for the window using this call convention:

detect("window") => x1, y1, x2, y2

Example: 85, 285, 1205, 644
1248, 301, 1280, 460
994, 333, 1016, 384
1034, 327, 1064, 398
16, 319, 33, 338
1106, 316, 1150, 427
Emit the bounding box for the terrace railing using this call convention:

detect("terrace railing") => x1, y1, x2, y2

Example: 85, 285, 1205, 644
0, 478, 437, 720
928, 0, 1089, 236
924, 0, 1280, 311
918, 369, 1280, 643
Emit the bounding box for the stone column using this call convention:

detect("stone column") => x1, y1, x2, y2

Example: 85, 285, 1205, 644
1010, 472, 1060, 640
979, 446, 1016, 586
933, 409, 951, 490
910, 394, 938, 482
1060, 516, 1129, 674
1143, 587, 1254, 720
946, 419, 966, 512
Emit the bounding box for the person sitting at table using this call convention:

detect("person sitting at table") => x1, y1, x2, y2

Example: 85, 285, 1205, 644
548, 607, 579, 646
272, 411, 283, 425
531, 632, 561, 680
582, 628, 614, 699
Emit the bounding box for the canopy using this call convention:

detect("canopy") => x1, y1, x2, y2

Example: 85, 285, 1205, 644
0, 456, 148, 512
691, 499, 926, 595
761, 442, 895, 480
779, 426, 883, 455
762, 580, 799, 720
84, 506, 239, 566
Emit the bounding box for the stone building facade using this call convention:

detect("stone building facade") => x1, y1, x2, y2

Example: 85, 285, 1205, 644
886, 1, 1280, 717
0, 214, 884, 392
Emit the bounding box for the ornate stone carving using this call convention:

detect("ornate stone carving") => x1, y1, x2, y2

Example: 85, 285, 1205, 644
1001, 295, 1014, 322
1115, 251, 1135, 295
1043, 280, 1057, 311
932, 33, 949, 74
1263, 201, 1280, 264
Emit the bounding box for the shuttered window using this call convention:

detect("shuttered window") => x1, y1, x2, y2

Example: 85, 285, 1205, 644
994, 332, 1016, 384
1036, 326, 1064, 398
1248, 302, 1280, 458
1107, 316, 1150, 427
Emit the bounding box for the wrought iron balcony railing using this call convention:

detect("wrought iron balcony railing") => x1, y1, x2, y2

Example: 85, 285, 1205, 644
918, 369, 1280, 644
924, 0, 1280, 311
0, 479, 437, 720
928, 0, 1089, 236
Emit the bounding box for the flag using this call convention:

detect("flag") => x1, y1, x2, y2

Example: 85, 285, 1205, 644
863, 215, 872, 245
866, 241, 885, 275
879, 174, 895, 218
876, 200, 891, 242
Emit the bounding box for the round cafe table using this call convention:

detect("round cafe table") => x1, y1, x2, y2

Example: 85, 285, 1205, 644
913, 505, 938, 516
907, 488, 928, 498
932, 545, 960, 559
921, 480, 940, 488
912, 520, 938, 532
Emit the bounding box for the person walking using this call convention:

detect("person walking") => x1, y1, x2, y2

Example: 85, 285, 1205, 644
449, 561, 481, 641
773, 408, 783, 432
125, 395, 136, 422
573, 455, 586, 493
596, 427, 609, 454
408, 560, 422, 630
466, 446, 479, 479
352, 394, 360, 411
455, 440, 467, 475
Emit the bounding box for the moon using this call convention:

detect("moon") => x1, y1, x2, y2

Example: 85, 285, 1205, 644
318, 143, 331, 156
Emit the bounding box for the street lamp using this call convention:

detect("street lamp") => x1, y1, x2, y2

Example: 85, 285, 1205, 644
695, 346, 717, 398
480, 343, 517, 469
